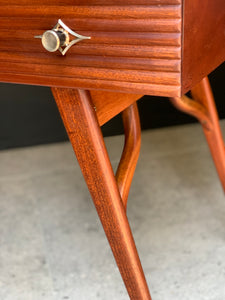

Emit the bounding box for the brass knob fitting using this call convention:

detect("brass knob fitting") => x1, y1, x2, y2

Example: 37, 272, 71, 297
35, 19, 91, 55
41, 30, 69, 52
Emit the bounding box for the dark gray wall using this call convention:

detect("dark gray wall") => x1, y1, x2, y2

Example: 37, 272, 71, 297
0, 63, 224, 150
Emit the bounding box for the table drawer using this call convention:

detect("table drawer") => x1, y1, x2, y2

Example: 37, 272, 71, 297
0, 0, 182, 96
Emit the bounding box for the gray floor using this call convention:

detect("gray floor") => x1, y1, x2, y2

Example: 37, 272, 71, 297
1, 122, 225, 300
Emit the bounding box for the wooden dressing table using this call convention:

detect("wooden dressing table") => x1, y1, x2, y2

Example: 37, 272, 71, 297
1, 1, 225, 298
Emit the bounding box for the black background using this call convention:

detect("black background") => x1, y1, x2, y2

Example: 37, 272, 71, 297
0, 62, 224, 150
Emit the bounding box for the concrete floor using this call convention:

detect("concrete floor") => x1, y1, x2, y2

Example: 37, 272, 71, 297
0, 122, 225, 300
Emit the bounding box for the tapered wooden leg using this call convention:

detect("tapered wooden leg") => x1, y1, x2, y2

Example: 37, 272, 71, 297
52, 88, 151, 300
170, 77, 225, 191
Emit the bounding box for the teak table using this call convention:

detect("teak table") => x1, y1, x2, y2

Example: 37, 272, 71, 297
1, 1, 225, 299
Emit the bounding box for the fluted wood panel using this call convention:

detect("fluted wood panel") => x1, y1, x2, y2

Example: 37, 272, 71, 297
0, 0, 182, 5
0, 1, 182, 96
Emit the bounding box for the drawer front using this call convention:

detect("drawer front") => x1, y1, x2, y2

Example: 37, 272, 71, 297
0, 0, 182, 96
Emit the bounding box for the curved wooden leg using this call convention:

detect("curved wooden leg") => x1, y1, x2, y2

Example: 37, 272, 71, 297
116, 102, 141, 210
170, 77, 225, 191
52, 88, 151, 300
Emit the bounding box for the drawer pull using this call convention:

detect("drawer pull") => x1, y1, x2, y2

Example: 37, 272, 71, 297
35, 19, 91, 55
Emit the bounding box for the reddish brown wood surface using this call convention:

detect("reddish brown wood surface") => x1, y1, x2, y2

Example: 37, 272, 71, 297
182, 0, 225, 93
52, 87, 152, 300
0, 0, 182, 96
1, 1, 225, 96
90, 90, 142, 126
116, 102, 141, 209
0, 0, 181, 4
171, 77, 225, 191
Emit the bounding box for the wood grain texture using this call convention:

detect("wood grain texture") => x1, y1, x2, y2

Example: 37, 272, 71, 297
170, 77, 225, 191
90, 91, 142, 126
116, 102, 141, 208
0, 0, 182, 6
182, 0, 225, 93
0, 1, 182, 97
52, 87, 152, 300
1, 5, 182, 19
